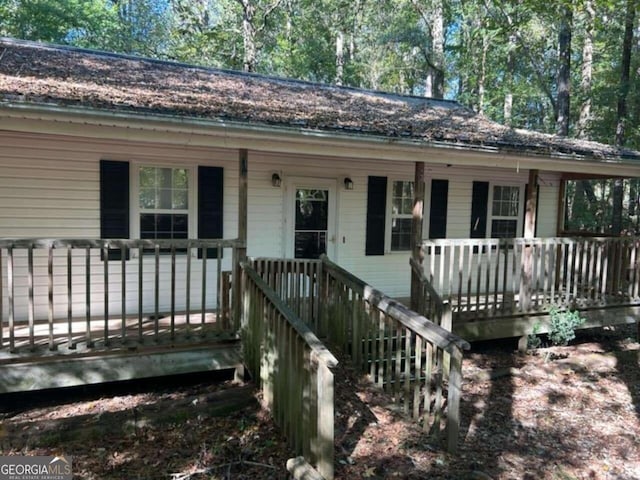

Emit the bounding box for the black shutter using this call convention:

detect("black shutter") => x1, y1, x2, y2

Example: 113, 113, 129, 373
470, 181, 489, 238
365, 176, 387, 255
100, 160, 130, 261
429, 179, 448, 239
198, 166, 224, 258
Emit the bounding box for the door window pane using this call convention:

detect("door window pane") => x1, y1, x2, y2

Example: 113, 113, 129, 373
295, 232, 327, 259
294, 189, 329, 259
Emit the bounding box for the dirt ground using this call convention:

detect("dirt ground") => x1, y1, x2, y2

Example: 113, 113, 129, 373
1, 325, 638, 480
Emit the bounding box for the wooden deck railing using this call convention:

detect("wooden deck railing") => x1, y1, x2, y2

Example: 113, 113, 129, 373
410, 257, 452, 332
240, 260, 337, 480
319, 255, 470, 453
250, 258, 322, 331
0, 238, 239, 354
422, 237, 640, 318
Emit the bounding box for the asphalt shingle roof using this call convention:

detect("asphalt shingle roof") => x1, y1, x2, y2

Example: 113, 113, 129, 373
0, 38, 638, 161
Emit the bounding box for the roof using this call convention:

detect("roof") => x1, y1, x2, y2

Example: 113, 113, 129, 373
0, 37, 638, 162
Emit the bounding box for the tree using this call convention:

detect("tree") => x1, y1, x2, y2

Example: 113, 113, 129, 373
612, 0, 636, 235
168, 0, 243, 69
0, 0, 119, 47
235, 0, 284, 72
556, 1, 572, 136
576, 0, 595, 139
411, 0, 445, 98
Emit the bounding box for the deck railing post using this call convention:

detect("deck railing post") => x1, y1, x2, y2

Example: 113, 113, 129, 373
28, 244, 35, 350
446, 346, 463, 454
234, 149, 249, 330
7, 246, 14, 352
47, 245, 55, 351
1, 246, 4, 348
316, 361, 334, 480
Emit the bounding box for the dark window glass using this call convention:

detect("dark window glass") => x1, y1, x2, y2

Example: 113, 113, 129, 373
391, 218, 412, 250
491, 219, 518, 238
294, 232, 327, 259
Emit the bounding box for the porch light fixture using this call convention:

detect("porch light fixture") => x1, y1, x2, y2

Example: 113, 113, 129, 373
271, 173, 282, 188
344, 177, 354, 190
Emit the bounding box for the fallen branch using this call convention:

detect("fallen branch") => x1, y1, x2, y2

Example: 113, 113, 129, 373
170, 460, 277, 480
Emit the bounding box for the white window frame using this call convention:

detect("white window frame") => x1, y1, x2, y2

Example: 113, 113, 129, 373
130, 162, 197, 241
385, 179, 428, 252
487, 183, 524, 238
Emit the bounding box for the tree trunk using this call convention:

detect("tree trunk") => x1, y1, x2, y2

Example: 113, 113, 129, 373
504, 34, 516, 126
612, 0, 636, 235
335, 30, 345, 86
427, 0, 445, 99
615, 0, 636, 147
576, 0, 594, 139
477, 34, 488, 114
556, 3, 572, 136
239, 0, 257, 72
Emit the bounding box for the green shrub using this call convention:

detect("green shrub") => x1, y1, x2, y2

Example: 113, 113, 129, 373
527, 323, 542, 349
547, 307, 586, 346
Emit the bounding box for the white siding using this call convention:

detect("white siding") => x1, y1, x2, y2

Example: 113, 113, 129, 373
536, 173, 561, 237
0, 132, 237, 319
0, 131, 563, 318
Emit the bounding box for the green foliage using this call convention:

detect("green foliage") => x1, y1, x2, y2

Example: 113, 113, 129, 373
527, 323, 542, 349
1, 0, 639, 155
564, 178, 640, 234
548, 307, 586, 346
0, 0, 120, 46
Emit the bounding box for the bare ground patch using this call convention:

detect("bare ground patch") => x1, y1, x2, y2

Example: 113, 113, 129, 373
1, 326, 638, 480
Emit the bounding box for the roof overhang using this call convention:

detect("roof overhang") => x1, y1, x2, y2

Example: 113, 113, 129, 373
2, 101, 640, 177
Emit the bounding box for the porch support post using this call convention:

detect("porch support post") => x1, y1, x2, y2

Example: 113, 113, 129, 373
234, 148, 248, 329
556, 178, 567, 235
520, 169, 538, 318
524, 169, 538, 239
410, 161, 425, 312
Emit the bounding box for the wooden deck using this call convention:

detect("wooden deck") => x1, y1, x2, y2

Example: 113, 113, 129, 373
416, 237, 640, 341
0, 310, 242, 393
0, 238, 241, 392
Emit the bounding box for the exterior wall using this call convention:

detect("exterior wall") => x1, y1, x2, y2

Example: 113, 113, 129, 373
0, 130, 562, 319
0, 131, 238, 319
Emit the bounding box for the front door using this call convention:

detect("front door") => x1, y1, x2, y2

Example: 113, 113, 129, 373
287, 179, 336, 259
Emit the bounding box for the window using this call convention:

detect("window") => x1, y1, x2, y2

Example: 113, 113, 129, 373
100, 160, 223, 260
390, 180, 414, 251
138, 166, 190, 240
490, 185, 520, 238
366, 176, 442, 256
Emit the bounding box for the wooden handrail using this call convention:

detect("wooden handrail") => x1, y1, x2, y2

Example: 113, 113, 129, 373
321, 255, 469, 354
422, 236, 640, 247
240, 260, 338, 368
1, 238, 237, 354
240, 260, 337, 479
0, 238, 243, 249
410, 257, 446, 310
319, 254, 467, 454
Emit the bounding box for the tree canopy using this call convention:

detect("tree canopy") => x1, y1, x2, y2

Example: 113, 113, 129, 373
1, 0, 638, 148
1, 0, 639, 232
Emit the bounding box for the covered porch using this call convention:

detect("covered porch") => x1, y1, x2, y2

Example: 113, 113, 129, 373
408, 163, 640, 343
